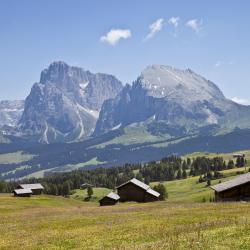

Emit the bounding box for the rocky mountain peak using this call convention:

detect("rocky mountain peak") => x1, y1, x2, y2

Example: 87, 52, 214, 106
139, 64, 225, 101
94, 64, 243, 136
17, 62, 123, 143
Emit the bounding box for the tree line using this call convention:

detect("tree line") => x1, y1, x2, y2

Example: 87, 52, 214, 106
0, 155, 247, 197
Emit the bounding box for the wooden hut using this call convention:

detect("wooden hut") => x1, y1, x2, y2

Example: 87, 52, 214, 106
211, 172, 250, 201
99, 192, 120, 206
13, 188, 33, 197
117, 178, 160, 202
17, 183, 44, 195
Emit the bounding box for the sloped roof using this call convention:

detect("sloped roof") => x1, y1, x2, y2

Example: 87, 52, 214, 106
18, 183, 44, 190
117, 178, 150, 190
146, 188, 160, 197
117, 178, 160, 198
13, 188, 33, 195
106, 192, 120, 200
211, 172, 250, 192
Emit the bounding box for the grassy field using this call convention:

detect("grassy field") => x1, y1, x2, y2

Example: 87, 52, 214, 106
0, 151, 34, 164
71, 187, 112, 202
1, 151, 250, 249
0, 194, 249, 249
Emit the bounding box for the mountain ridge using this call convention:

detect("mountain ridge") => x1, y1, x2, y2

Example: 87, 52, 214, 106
94, 64, 250, 137
16, 61, 123, 143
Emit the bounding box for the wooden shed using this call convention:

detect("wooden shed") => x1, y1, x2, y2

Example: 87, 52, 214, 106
13, 188, 33, 197
99, 192, 120, 206
17, 183, 44, 195
117, 178, 160, 202
211, 172, 250, 201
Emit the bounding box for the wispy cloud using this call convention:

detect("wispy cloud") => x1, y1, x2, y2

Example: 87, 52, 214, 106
144, 18, 164, 41
168, 17, 180, 28
215, 61, 222, 67
214, 60, 234, 68
186, 19, 203, 33
100, 29, 131, 46
231, 97, 250, 106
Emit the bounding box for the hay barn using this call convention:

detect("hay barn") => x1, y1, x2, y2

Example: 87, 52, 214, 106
211, 172, 250, 201
117, 178, 160, 202
99, 192, 120, 206
13, 188, 33, 197
17, 183, 44, 195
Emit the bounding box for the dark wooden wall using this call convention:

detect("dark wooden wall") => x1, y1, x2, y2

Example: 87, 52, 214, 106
215, 182, 250, 201
99, 197, 117, 206
118, 183, 158, 202
31, 189, 43, 195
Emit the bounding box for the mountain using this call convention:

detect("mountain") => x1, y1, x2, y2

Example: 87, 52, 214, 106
17, 61, 123, 143
0, 100, 24, 128
95, 65, 250, 137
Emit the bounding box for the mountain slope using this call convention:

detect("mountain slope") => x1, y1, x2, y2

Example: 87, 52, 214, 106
0, 100, 24, 127
17, 61, 123, 143
95, 65, 250, 137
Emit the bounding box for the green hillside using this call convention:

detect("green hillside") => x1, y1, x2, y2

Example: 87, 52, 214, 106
70, 166, 248, 204
1, 128, 250, 180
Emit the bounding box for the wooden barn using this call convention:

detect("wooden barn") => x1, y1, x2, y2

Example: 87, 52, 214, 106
99, 192, 120, 206
117, 178, 160, 202
13, 188, 33, 197
211, 172, 250, 201
17, 183, 44, 195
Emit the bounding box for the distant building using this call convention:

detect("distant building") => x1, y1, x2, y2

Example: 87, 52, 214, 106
17, 183, 44, 195
117, 178, 160, 202
233, 154, 245, 158
13, 188, 33, 197
211, 172, 250, 201
99, 192, 120, 206
80, 183, 94, 189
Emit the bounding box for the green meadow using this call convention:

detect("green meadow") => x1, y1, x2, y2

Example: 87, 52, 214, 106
0, 152, 250, 249
0, 194, 249, 249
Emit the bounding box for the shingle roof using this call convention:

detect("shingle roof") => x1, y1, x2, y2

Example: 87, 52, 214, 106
19, 183, 44, 190
117, 178, 160, 198
146, 188, 160, 197
106, 192, 120, 200
211, 172, 250, 192
13, 188, 33, 195
117, 178, 150, 190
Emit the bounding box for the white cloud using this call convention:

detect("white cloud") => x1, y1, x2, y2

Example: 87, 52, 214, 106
100, 29, 131, 46
168, 17, 180, 28
215, 61, 222, 67
214, 60, 234, 68
145, 18, 164, 40
186, 19, 203, 33
231, 97, 250, 106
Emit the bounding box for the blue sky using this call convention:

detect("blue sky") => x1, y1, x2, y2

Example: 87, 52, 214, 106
0, 0, 250, 104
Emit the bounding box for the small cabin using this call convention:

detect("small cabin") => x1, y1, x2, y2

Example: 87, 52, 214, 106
211, 172, 250, 201
13, 188, 33, 197
99, 192, 120, 206
117, 178, 160, 202
17, 183, 44, 195
233, 154, 245, 158
80, 183, 94, 190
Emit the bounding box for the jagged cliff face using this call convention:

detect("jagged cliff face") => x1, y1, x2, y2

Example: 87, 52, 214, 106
18, 62, 123, 143
0, 100, 24, 127
95, 65, 250, 136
